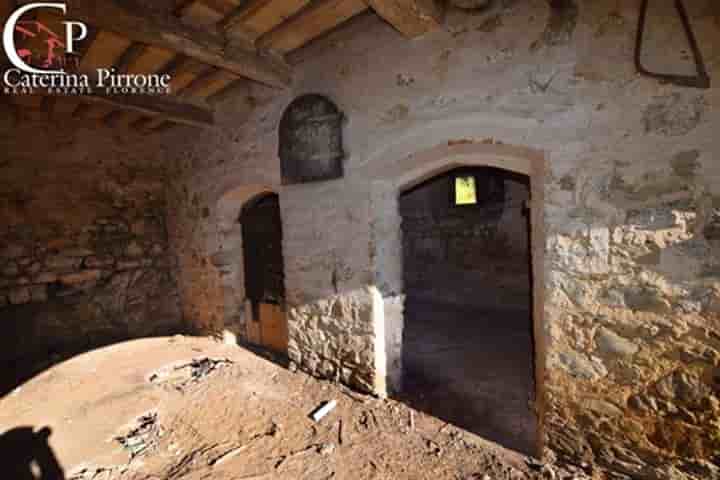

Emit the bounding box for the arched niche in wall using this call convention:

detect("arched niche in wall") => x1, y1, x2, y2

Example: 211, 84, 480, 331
278, 94, 344, 185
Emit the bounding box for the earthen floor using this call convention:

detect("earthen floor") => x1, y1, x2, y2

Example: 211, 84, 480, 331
402, 298, 537, 456
0, 336, 585, 479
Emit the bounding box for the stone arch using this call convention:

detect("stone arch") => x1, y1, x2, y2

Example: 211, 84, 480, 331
368, 141, 546, 456
212, 184, 276, 343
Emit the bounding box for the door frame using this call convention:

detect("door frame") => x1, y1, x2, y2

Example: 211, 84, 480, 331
368, 141, 547, 457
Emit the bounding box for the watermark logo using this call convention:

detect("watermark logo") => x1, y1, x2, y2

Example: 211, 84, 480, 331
2, 3, 172, 96
4, 3, 87, 74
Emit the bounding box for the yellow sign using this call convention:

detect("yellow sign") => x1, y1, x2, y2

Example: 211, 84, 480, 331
455, 176, 477, 205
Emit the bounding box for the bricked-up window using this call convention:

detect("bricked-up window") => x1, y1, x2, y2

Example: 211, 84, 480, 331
279, 94, 344, 185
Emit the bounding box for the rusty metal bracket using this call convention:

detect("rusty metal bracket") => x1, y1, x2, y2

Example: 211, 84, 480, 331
635, 0, 710, 89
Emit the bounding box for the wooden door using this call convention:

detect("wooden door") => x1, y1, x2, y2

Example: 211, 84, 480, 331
241, 194, 288, 354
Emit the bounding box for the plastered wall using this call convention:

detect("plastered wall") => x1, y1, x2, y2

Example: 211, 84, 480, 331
161, 0, 720, 476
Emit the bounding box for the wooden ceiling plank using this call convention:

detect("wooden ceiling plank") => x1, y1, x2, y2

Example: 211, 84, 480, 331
180, 1, 226, 26
81, 30, 133, 72
64, 0, 291, 87
178, 0, 240, 18
366, 0, 442, 38
200, 0, 242, 14
256, 0, 369, 54
221, 0, 311, 40
124, 45, 176, 75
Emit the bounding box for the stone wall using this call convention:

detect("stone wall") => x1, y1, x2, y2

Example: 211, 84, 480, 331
158, 0, 720, 476
0, 119, 183, 378
400, 167, 530, 309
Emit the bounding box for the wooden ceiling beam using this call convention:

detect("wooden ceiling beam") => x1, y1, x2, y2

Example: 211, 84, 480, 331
256, 0, 369, 54
142, 66, 236, 129
164, 56, 214, 93
179, 68, 239, 98
80, 30, 133, 73
365, 0, 442, 38
57, 0, 291, 87
82, 91, 214, 127
21, 88, 214, 127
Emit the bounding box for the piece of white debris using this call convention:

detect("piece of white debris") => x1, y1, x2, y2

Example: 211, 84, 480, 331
311, 400, 337, 422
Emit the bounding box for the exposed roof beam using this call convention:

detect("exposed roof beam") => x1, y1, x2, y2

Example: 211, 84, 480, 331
180, 68, 239, 98
24, 88, 214, 127
163, 56, 214, 93
256, 0, 369, 54
365, 0, 442, 38
83, 91, 214, 127
56, 0, 291, 87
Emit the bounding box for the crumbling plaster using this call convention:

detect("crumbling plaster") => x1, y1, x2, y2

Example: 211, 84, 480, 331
161, 0, 720, 475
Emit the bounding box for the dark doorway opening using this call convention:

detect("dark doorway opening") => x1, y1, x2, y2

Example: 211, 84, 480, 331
240, 193, 288, 355
399, 166, 537, 455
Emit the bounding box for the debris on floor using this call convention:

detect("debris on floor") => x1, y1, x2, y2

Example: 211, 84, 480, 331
68, 466, 128, 480
148, 357, 233, 391
114, 412, 163, 459
310, 399, 337, 422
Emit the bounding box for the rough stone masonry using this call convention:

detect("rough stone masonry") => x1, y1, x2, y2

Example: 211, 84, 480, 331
158, 0, 720, 478
1, 0, 719, 479
0, 120, 183, 381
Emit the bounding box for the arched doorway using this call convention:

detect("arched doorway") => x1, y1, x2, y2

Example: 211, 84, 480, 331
368, 141, 546, 456
240, 193, 288, 354
400, 165, 536, 454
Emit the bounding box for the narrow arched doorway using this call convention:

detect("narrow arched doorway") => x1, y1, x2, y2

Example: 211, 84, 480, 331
240, 193, 287, 354
399, 165, 537, 455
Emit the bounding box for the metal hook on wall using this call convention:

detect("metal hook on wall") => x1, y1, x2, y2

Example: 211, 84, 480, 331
635, 0, 710, 89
